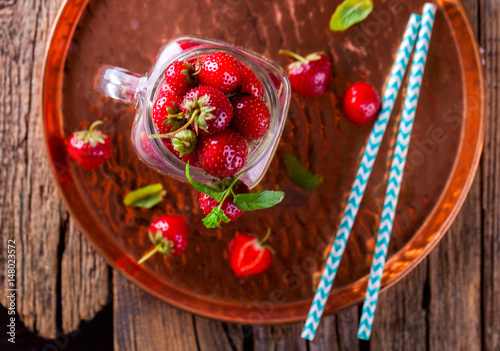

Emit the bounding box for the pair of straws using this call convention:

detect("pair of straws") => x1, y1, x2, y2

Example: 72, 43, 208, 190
301, 3, 437, 341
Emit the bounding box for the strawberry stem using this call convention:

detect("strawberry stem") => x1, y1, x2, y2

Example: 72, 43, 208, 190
87, 120, 104, 136
216, 173, 244, 211
278, 50, 308, 64
258, 228, 272, 246
150, 110, 198, 139
137, 245, 160, 264
191, 54, 202, 76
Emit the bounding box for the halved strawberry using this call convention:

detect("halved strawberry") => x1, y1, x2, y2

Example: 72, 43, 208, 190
229, 231, 273, 276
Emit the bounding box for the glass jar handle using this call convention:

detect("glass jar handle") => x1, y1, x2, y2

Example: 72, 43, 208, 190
94, 66, 145, 104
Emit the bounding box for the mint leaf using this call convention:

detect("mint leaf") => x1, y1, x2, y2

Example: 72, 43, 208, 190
202, 207, 230, 228
330, 0, 373, 31
123, 184, 166, 209
233, 191, 285, 211
284, 154, 323, 190
185, 163, 225, 202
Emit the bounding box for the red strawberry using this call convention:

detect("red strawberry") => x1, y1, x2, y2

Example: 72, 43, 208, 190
164, 60, 199, 98
198, 52, 241, 93
229, 231, 273, 276
197, 129, 248, 178
199, 181, 250, 221
239, 64, 263, 98
341, 82, 381, 125
67, 120, 111, 170
152, 91, 183, 134
181, 86, 233, 135
279, 50, 332, 98
231, 96, 270, 140
138, 215, 188, 264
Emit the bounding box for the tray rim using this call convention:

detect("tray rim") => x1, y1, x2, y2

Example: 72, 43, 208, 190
41, 0, 485, 324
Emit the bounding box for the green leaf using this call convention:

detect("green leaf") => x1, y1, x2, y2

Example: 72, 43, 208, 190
284, 154, 323, 190
123, 184, 166, 209
330, 0, 373, 31
202, 207, 230, 228
185, 163, 225, 202
233, 191, 285, 211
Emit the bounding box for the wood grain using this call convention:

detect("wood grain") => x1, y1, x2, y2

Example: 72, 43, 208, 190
113, 273, 199, 351
0, 0, 108, 338
480, 0, 500, 350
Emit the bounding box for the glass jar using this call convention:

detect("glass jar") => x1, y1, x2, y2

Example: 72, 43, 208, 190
95, 35, 291, 188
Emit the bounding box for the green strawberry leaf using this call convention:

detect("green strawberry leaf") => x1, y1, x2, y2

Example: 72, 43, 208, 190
202, 207, 230, 228
330, 0, 373, 31
185, 162, 225, 202
123, 184, 166, 209
284, 154, 323, 190
233, 191, 285, 211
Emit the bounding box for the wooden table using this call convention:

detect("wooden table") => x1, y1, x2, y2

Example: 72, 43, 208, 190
0, 0, 497, 349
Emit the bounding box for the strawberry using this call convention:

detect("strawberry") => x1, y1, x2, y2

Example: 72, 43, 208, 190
164, 59, 200, 98
199, 181, 249, 221
198, 52, 241, 93
67, 120, 111, 170
165, 138, 201, 167
138, 215, 188, 264
341, 82, 381, 125
279, 50, 332, 98
152, 91, 183, 134
197, 129, 248, 178
231, 96, 270, 140
181, 86, 233, 135
239, 64, 263, 98
229, 230, 273, 276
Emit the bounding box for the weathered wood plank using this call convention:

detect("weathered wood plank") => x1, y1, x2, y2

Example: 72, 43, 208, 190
194, 318, 243, 351
0, 0, 109, 338
309, 306, 359, 351
252, 324, 308, 351
480, 0, 500, 350
428, 176, 482, 350
370, 262, 428, 351
113, 273, 199, 351
61, 218, 110, 334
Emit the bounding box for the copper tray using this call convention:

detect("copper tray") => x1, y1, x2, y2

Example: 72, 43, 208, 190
42, 0, 484, 323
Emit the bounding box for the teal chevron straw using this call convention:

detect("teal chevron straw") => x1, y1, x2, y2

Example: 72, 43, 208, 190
300, 14, 421, 341
357, 3, 437, 341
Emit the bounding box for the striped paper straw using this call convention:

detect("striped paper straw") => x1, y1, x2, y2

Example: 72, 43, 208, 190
301, 14, 422, 341
357, 3, 437, 341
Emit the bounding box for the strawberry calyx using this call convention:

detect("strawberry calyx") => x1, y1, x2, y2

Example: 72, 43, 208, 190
164, 101, 185, 133
171, 129, 197, 156
180, 54, 202, 85
73, 120, 107, 148
182, 93, 216, 134
278, 49, 323, 70
137, 229, 175, 264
